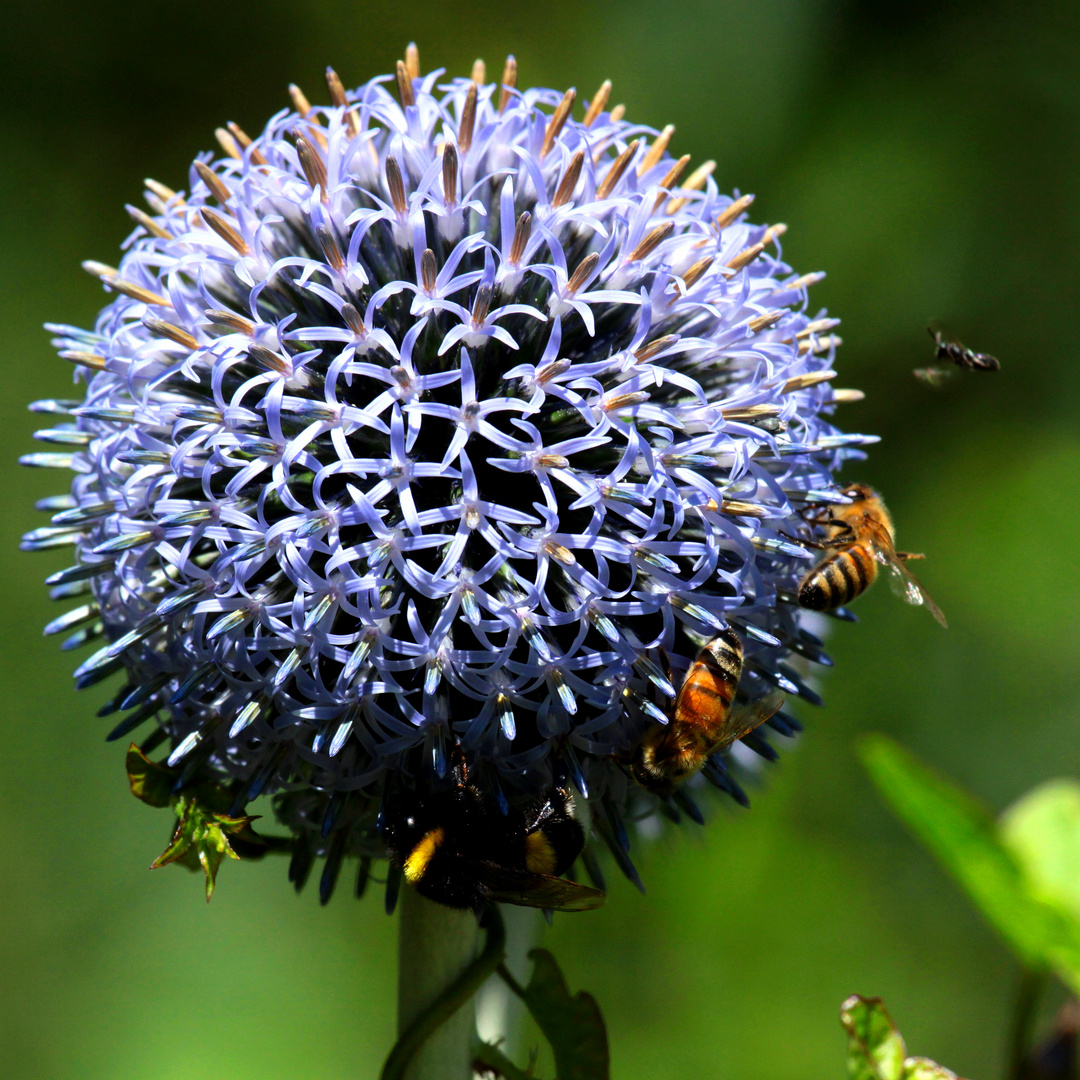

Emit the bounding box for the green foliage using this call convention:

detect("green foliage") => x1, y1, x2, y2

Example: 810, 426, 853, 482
861, 736, 1080, 991
519, 949, 608, 1080
841, 996, 960, 1080
477, 948, 609, 1080
126, 742, 264, 900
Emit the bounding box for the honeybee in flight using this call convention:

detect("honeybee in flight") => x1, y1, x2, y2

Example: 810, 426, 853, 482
631, 627, 785, 796
380, 757, 604, 913
796, 483, 947, 627
917, 326, 1000, 384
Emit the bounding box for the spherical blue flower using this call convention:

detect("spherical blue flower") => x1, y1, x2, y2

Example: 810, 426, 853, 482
22, 49, 870, 901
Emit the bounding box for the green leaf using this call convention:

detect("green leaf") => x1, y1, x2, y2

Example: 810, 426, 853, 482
125, 743, 173, 807
1001, 779, 1080, 926
902, 1056, 960, 1080
472, 1041, 540, 1080
150, 794, 262, 901
521, 949, 608, 1080
860, 735, 1080, 984
841, 995, 907, 1080
841, 997, 963, 1080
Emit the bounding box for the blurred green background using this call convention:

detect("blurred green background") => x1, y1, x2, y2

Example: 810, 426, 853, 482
2, 0, 1078, 1076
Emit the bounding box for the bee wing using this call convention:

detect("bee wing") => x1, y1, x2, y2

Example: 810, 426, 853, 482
717, 690, 786, 750
871, 528, 948, 628
481, 865, 606, 912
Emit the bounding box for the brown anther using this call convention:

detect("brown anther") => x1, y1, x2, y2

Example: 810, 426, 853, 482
143, 316, 198, 349
385, 156, 408, 215
651, 154, 691, 211
82, 260, 120, 279
442, 143, 458, 204
470, 59, 486, 84
391, 365, 412, 388
780, 370, 837, 394
633, 334, 678, 363
596, 139, 640, 200
544, 541, 577, 566
227, 122, 267, 165
325, 66, 360, 138
60, 350, 106, 371
665, 159, 715, 215
215, 128, 241, 160
582, 80, 612, 128
193, 161, 232, 204
541, 88, 576, 159
341, 303, 366, 336
405, 43, 420, 80
725, 241, 765, 273
718, 499, 768, 518
205, 309, 256, 335
566, 251, 599, 296
551, 150, 584, 208
459, 83, 478, 153
763, 222, 787, 245
316, 224, 346, 272
747, 310, 784, 334
536, 358, 571, 383
610, 104, 626, 122
627, 221, 674, 262
794, 317, 841, 340
289, 84, 317, 121
102, 276, 171, 307
247, 344, 290, 374
602, 391, 649, 411
509, 211, 532, 264
637, 124, 675, 176
498, 56, 517, 114
126, 205, 171, 240
804, 333, 842, 355
295, 135, 329, 201
200, 208, 249, 255
721, 404, 781, 421
472, 283, 492, 324
536, 453, 569, 470
677, 256, 714, 293
831, 388, 865, 404
714, 193, 755, 231
144, 179, 181, 206
420, 248, 438, 293
396, 60, 415, 109
774, 271, 825, 296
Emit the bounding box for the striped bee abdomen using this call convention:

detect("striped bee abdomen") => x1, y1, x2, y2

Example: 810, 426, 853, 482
673, 627, 743, 729
798, 545, 877, 611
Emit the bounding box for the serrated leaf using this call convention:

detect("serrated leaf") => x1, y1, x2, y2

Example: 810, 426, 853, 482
522, 949, 608, 1080
841, 995, 906, 1080
1001, 780, 1080, 926
150, 794, 261, 900
860, 735, 1080, 988
126, 743, 172, 807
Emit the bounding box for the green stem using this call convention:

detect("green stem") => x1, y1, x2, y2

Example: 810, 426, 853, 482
381, 892, 506, 1080
1006, 967, 1044, 1080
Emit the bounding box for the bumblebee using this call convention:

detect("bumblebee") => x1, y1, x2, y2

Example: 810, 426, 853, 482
796, 483, 946, 627
631, 628, 784, 796
380, 758, 604, 913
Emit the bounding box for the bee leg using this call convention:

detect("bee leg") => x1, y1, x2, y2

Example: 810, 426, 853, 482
896, 551, 925, 561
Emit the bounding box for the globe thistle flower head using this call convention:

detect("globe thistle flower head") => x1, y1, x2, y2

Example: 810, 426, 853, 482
23, 47, 872, 901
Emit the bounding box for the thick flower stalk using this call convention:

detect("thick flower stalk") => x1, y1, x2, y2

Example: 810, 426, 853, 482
22, 48, 870, 901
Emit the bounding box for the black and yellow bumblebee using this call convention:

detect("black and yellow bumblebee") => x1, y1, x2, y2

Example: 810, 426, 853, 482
380, 757, 604, 913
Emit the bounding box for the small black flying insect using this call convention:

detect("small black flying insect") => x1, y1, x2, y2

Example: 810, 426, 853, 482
916, 325, 1000, 385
